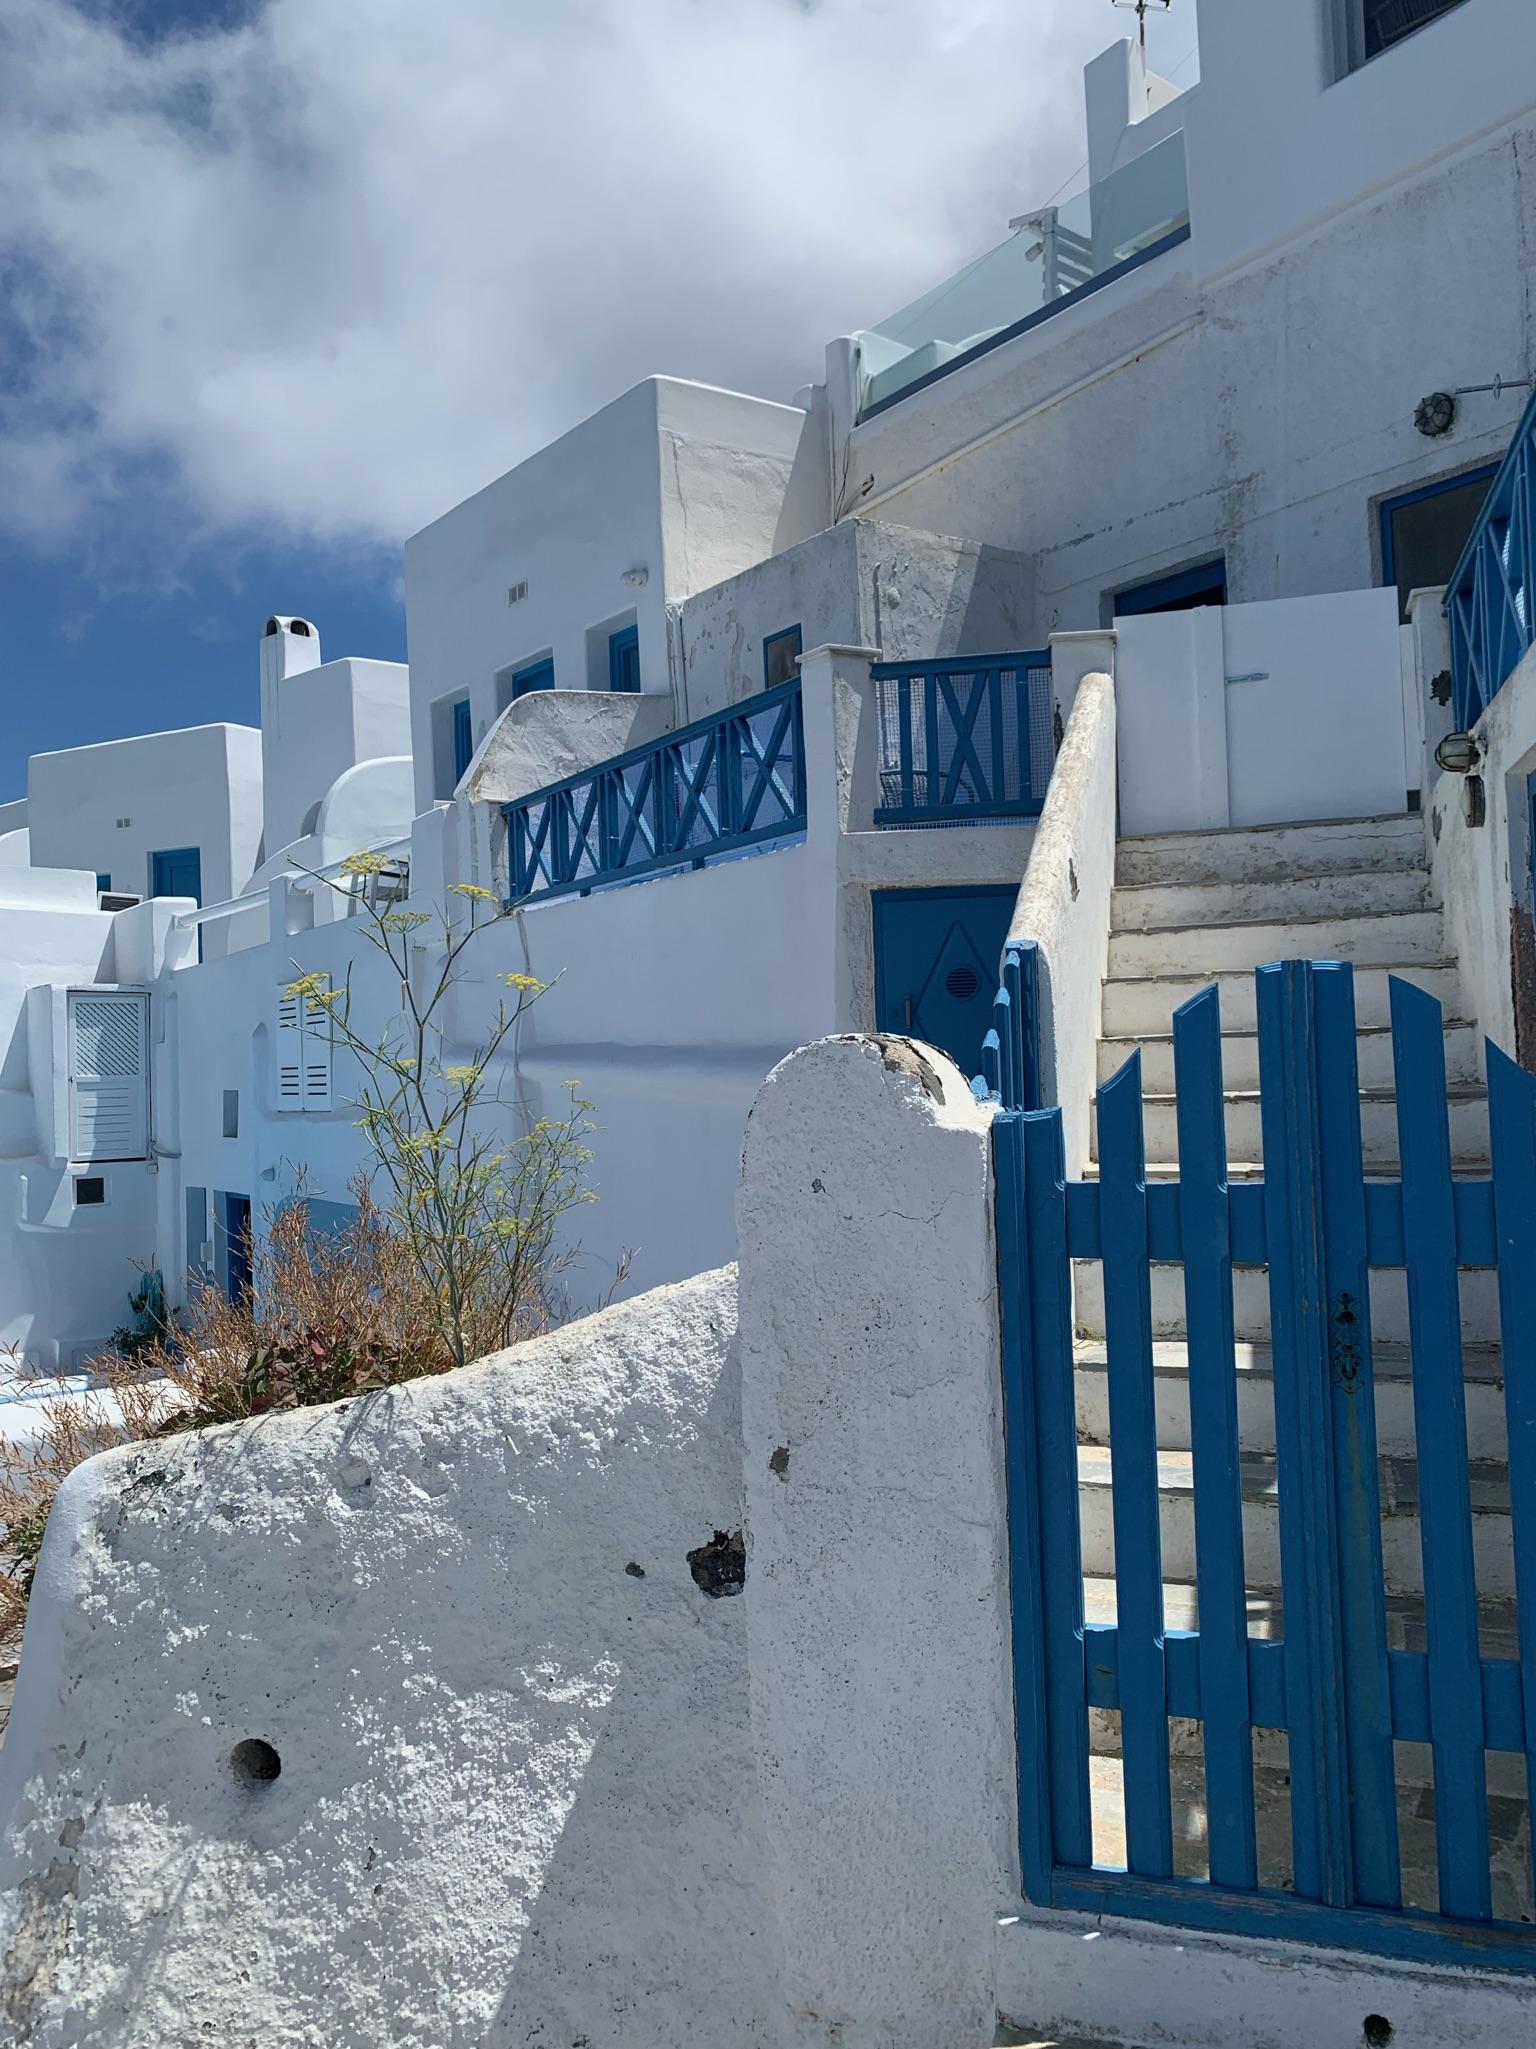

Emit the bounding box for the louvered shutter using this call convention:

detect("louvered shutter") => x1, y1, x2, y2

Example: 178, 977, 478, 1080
276, 984, 332, 1113
68, 991, 150, 1161
301, 989, 333, 1111
275, 988, 304, 1112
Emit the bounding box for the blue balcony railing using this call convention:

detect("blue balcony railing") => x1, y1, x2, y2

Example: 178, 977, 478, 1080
1446, 385, 1536, 730
872, 652, 1053, 827
504, 680, 806, 904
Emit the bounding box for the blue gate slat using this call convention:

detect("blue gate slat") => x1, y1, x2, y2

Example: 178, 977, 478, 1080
1095, 1051, 1174, 1878
1389, 1649, 1527, 1754
1313, 963, 1401, 1911
1256, 961, 1352, 1907
1085, 1628, 1289, 1731
1487, 1040, 1536, 1911
1022, 1108, 1094, 1869
1390, 976, 1492, 1923
1171, 986, 1258, 1891
994, 1110, 1054, 1902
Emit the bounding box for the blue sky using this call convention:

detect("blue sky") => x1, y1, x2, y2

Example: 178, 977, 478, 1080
0, 0, 1192, 804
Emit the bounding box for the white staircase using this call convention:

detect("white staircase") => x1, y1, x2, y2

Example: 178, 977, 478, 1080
1076, 814, 1530, 1913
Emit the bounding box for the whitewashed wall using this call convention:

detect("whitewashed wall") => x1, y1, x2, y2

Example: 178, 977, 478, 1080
403, 377, 823, 816
259, 649, 411, 863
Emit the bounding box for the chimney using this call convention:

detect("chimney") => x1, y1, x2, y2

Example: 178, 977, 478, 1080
260, 616, 322, 697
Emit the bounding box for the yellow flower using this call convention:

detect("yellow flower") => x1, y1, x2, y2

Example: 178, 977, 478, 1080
501, 971, 546, 993
451, 883, 497, 901
341, 850, 390, 877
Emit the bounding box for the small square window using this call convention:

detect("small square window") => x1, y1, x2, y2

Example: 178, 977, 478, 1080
763, 625, 803, 691
73, 1175, 107, 1207
222, 1088, 240, 1140
95, 871, 112, 893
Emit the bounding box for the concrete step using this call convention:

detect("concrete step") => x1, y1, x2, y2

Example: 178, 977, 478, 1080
1114, 812, 1428, 888
1071, 1260, 1502, 1349
1072, 1340, 1508, 1463
1111, 865, 1432, 933
1076, 1442, 1514, 1599
1089, 1085, 1488, 1170
1095, 1020, 1483, 1094
1108, 908, 1445, 980
1099, 960, 1463, 1038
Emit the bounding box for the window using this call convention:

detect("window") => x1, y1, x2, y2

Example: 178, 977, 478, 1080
763, 625, 803, 690
452, 697, 474, 783
1338, 0, 1467, 72
608, 624, 641, 693
67, 990, 150, 1162
1379, 466, 1497, 622
510, 657, 555, 698
275, 982, 333, 1113
1111, 559, 1227, 619
95, 872, 111, 893
73, 1175, 106, 1207
222, 1087, 240, 1139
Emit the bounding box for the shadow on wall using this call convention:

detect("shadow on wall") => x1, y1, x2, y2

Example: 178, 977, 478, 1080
867, 529, 1036, 662
0, 1270, 784, 2049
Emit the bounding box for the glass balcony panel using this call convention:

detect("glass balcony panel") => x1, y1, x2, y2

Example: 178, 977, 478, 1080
856, 130, 1189, 420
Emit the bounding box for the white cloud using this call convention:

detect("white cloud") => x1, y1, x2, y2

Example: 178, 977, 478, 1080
0, 0, 1157, 561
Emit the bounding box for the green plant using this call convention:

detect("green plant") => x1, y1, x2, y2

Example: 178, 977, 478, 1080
286, 859, 595, 1366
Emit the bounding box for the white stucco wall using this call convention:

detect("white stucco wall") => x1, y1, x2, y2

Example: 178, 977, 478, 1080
259, 653, 412, 862
1428, 638, 1536, 1059
0, 1266, 791, 2048
0, 870, 159, 1368
26, 724, 263, 913
677, 517, 1036, 719
403, 377, 821, 816
740, 1033, 1012, 2049
1007, 650, 1117, 1175
834, 28, 1533, 644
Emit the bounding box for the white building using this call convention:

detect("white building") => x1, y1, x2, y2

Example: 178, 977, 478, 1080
1, 0, 1531, 1353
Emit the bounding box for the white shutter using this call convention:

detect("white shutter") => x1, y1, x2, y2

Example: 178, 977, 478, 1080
276, 984, 332, 1113
301, 990, 333, 1111
275, 988, 304, 1113
68, 991, 150, 1162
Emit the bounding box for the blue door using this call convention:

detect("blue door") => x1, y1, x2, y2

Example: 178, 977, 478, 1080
608, 625, 641, 693
452, 697, 474, 781
872, 886, 1015, 1082
150, 846, 202, 905
218, 1192, 252, 1307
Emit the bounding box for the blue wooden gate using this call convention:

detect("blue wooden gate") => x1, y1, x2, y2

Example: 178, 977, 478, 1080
982, 946, 1536, 1970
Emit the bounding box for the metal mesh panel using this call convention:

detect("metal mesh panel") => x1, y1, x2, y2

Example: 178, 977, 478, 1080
874, 661, 1053, 827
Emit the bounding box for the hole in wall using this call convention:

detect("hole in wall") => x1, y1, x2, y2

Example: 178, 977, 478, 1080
687, 1527, 745, 1598
230, 1738, 282, 1787
1362, 2019, 1393, 2049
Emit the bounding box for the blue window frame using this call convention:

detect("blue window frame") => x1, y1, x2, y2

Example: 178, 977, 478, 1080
511, 657, 556, 698
1379, 464, 1497, 623
150, 846, 202, 904
95, 872, 111, 893
608, 624, 641, 693
1112, 559, 1227, 618
452, 697, 474, 782
763, 624, 803, 690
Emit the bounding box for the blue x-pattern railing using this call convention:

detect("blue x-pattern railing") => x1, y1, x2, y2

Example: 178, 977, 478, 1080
1447, 385, 1536, 731
872, 652, 1053, 826
504, 680, 806, 904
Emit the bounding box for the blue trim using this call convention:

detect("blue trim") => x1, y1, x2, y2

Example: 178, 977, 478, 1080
1446, 387, 1536, 728
452, 697, 473, 782
762, 624, 803, 691
857, 223, 1191, 423
511, 657, 556, 698
95, 871, 111, 893
608, 624, 641, 694
504, 678, 805, 905
149, 846, 201, 905
1112, 558, 1227, 617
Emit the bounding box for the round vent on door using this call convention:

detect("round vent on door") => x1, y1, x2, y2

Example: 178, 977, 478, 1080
945, 966, 981, 1001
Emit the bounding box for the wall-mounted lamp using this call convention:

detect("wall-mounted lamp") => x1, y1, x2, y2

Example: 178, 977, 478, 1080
1414, 391, 1457, 438
1434, 730, 1480, 775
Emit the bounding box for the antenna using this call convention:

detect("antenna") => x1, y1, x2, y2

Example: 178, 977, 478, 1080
1111, 0, 1171, 55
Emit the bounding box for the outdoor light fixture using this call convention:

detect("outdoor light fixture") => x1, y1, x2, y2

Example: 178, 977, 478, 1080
1415, 391, 1458, 438
1435, 730, 1480, 775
